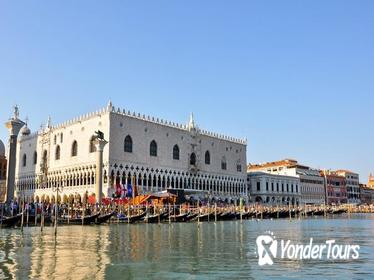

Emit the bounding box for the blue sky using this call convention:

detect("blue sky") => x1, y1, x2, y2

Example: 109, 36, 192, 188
0, 1, 373, 181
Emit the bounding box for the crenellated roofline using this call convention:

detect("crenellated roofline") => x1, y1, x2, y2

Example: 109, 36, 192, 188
19, 102, 247, 145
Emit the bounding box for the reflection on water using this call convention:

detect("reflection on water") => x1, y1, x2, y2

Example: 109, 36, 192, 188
0, 214, 373, 279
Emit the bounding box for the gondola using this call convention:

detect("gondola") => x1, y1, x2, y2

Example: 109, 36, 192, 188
312, 210, 325, 216
143, 213, 163, 223
241, 212, 251, 219
118, 212, 147, 223
0, 213, 23, 228
58, 213, 100, 225
330, 209, 347, 215
95, 212, 116, 225
192, 212, 215, 222
169, 213, 189, 223
185, 213, 198, 222
218, 212, 234, 221
160, 211, 173, 222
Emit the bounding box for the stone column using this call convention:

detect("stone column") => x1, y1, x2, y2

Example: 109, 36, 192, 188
4, 109, 25, 203
94, 138, 108, 204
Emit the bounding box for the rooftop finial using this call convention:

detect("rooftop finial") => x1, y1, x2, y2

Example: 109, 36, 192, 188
107, 100, 113, 111
188, 112, 196, 130
47, 115, 52, 128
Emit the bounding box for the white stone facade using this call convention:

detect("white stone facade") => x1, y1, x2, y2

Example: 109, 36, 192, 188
272, 167, 325, 205
248, 160, 325, 205
247, 172, 301, 206
13, 102, 247, 202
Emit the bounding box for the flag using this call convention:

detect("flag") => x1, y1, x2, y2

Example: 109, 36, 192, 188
115, 183, 122, 198
127, 184, 133, 198
120, 184, 126, 199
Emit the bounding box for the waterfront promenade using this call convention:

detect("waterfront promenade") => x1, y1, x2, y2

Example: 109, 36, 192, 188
1, 201, 374, 229
0, 213, 373, 279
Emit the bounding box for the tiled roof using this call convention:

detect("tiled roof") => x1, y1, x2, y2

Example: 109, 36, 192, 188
247, 159, 298, 170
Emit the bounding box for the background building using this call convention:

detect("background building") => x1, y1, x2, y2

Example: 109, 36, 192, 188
369, 174, 374, 188
359, 183, 374, 205
360, 174, 374, 205
10, 102, 247, 203
322, 171, 347, 205
247, 171, 301, 206
335, 170, 360, 204
0, 139, 7, 201
248, 159, 324, 205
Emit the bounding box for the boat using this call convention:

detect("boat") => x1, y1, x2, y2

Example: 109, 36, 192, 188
58, 213, 100, 225
95, 212, 116, 225
118, 212, 147, 223
218, 212, 234, 221
312, 210, 325, 216
143, 213, 162, 223
170, 213, 189, 222
329, 209, 347, 215
185, 213, 198, 222
192, 212, 215, 222
0, 213, 23, 228
241, 212, 251, 219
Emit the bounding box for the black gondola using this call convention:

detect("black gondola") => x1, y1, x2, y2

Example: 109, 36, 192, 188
170, 213, 189, 222
192, 212, 215, 222
143, 213, 162, 223
185, 213, 198, 222
0, 214, 23, 228
313, 210, 325, 216
95, 212, 116, 225
218, 212, 234, 221
58, 213, 100, 225
118, 212, 147, 223
330, 209, 347, 215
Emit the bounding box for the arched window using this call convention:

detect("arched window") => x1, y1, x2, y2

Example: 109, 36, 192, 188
190, 153, 196, 166
54, 135, 57, 145
71, 141, 78, 157
124, 135, 133, 153
150, 140, 157, 157
89, 136, 96, 153
60, 133, 63, 143
221, 157, 227, 170
237, 164, 242, 172
55, 145, 61, 160
205, 151, 210, 165
173, 145, 180, 160
237, 160, 242, 172
33, 151, 37, 165
22, 154, 27, 167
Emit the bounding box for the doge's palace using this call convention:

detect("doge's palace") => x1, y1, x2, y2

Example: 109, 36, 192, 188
9, 101, 247, 203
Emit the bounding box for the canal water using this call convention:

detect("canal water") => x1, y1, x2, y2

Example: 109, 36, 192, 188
0, 214, 373, 279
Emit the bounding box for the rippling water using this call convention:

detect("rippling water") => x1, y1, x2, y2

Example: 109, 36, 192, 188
0, 214, 373, 279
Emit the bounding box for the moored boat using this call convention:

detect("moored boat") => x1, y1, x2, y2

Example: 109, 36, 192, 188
143, 213, 162, 223
95, 212, 116, 225
117, 211, 147, 223
192, 212, 215, 222
58, 213, 100, 225
170, 213, 189, 222
0, 214, 23, 228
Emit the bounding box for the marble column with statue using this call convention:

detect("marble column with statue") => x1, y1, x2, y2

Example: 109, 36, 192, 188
4, 105, 25, 203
